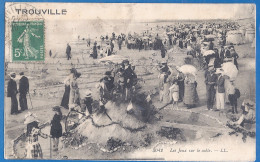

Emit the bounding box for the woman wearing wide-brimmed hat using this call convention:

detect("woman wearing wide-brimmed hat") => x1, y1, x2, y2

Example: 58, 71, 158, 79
24, 112, 48, 159
61, 68, 77, 109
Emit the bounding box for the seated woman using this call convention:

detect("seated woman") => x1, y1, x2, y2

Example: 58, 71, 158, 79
234, 100, 255, 129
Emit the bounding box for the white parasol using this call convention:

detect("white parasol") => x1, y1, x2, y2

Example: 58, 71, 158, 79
222, 62, 238, 80
203, 50, 215, 56
167, 31, 174, 35
187, 45, 194, 52
178, 64, 197, 76
98, 55, 129, 64
205, 34, 215, 39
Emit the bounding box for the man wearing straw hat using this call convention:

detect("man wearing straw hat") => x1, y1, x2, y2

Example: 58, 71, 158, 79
19, 72, 29, 111
7, 72, 19, 115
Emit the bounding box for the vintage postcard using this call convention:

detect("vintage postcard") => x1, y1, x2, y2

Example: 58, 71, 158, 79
4, 3, 256, 161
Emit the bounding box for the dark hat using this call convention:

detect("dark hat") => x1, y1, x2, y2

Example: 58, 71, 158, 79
76, 73, 81, 78
70, 68, 77, 74
105, 71, 111, 76
52, 106, 61, 112
19, 72, 24, 75
123, 59, 129, 64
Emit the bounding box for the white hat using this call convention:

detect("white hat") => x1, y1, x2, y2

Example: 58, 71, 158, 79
84, 90, 92, 97
24, 112, 39, 124
215, 68, 224, 74
9, 72, 16, 78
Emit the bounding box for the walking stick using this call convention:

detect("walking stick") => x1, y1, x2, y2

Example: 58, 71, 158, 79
50, 137, 52, 159
28, 92, 33, 109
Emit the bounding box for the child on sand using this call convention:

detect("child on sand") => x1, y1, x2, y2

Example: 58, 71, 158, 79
24, 112, 48, 159
169, 80, 179, 109
80, 90, 93, 116
50, 106, 63, 151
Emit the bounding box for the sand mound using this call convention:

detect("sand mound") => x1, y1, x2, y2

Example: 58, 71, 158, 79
77, 118, 143, 145
76, 100, 155, 147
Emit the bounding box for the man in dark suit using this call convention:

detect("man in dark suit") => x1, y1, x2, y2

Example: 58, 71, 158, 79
123, 60, 136, 101
66, 43, 71, 60
92, 42, 98, 59
7, 72, 18, 114
204, 66, 217, 110
19, 72, 29, 111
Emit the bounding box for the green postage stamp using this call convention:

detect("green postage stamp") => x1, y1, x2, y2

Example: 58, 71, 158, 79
11, 20, 44, 61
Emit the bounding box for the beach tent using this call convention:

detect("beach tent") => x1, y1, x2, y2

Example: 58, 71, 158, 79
226, 30, 244, 45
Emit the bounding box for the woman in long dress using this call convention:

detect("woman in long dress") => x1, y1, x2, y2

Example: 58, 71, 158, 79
183, 74, 199, 108
159, 73, 171, 104
60, 68, 76, 109
69, 72, 81, 109
177, 71, 185, 102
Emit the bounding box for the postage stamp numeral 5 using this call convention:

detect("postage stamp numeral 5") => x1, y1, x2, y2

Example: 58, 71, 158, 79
11, 20, 45, 61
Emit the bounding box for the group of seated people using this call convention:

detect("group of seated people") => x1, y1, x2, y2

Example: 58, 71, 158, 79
229, 99, 255, 130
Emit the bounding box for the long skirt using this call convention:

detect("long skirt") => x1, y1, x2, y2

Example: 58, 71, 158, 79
61, 85, 70, 109
183, 83, 199, 106
178, 81, 184, 101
